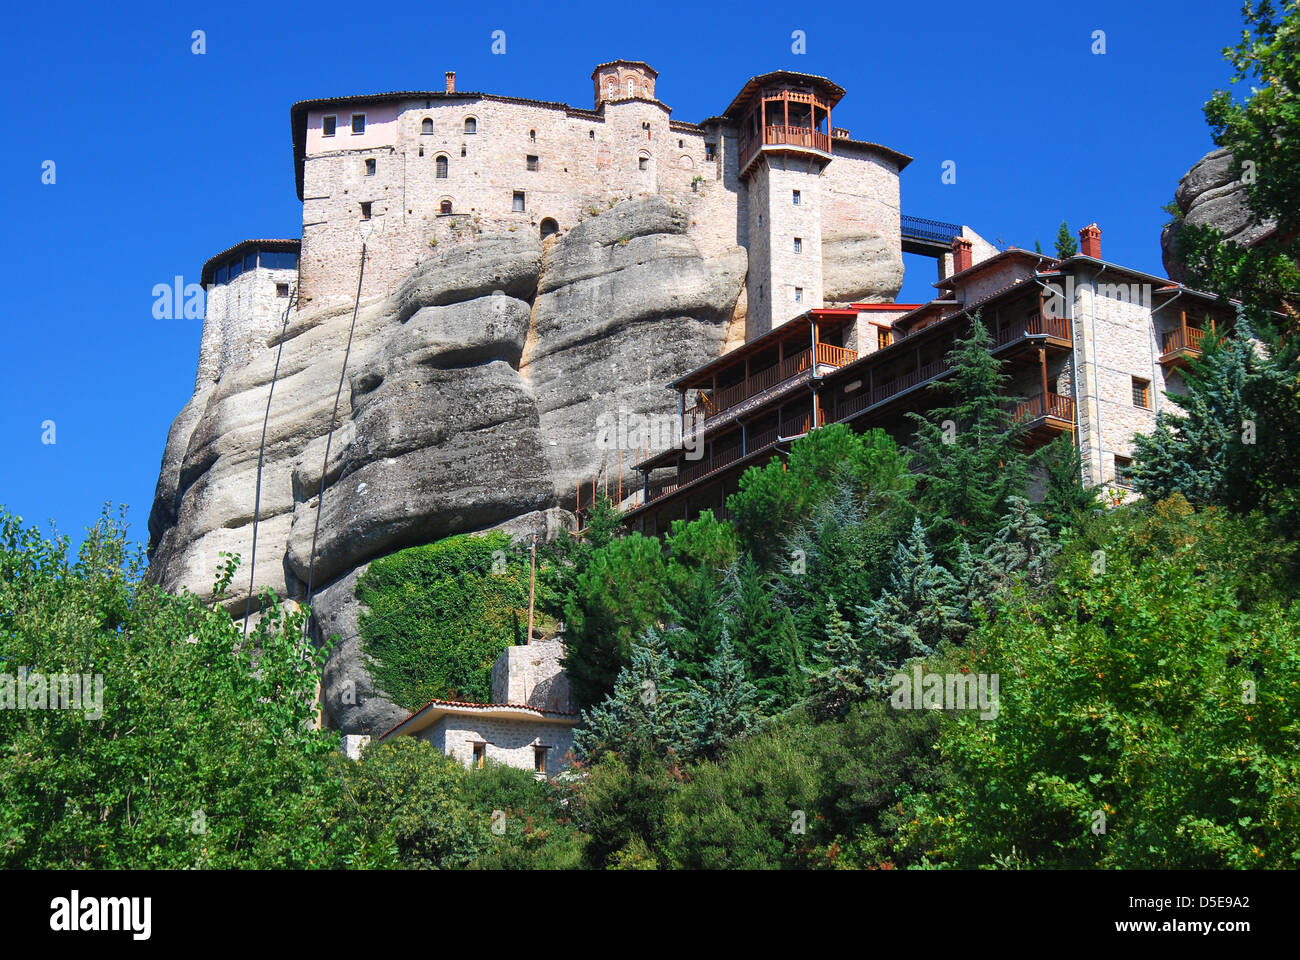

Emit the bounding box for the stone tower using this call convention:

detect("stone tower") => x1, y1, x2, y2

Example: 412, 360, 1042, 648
591, 60, 658, 106
726, 72, 844, 338
195, 240, 300, 388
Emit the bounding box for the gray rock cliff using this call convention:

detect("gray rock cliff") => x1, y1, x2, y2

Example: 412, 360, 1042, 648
147, 196, 745, 733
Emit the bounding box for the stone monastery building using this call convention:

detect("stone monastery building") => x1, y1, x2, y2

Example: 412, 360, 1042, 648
194, 60, 1239, 773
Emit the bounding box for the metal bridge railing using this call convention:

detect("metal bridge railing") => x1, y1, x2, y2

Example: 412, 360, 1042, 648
901, 215, 962, 244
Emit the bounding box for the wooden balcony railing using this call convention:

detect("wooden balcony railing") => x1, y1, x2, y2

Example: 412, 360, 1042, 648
871, 357, 950, 406
1011, 392, 1075, 425
995, 311, 1071, 349
684, 342, 856, 426
739, 124, 833, 169
1161, 326, 1206, 358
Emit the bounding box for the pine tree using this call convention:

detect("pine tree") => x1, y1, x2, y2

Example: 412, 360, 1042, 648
857, 518, 969, 677
1054, 220, 1077, 259
906, 317, 1031, 560
573, 626, 686, 765
726, 552, 805, 704
1037, 431, 1098, 536
804, 597, 865, 719
682, 634, 765, 762
979, 496, 1059, 593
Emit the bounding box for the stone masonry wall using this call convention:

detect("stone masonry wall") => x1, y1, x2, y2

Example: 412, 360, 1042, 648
421, 714, 576, 774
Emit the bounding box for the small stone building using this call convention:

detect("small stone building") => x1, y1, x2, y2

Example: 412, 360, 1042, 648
376, 640, 578, 775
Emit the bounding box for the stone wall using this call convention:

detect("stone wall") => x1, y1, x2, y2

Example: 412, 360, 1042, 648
197, 263, 299, 389
490, 639, 573, 714
420, 714, 576, 774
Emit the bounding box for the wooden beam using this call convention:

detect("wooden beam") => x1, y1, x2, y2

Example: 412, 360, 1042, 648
1039, 346, 1049, 411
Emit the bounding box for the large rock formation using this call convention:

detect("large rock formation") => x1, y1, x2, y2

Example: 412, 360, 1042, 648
147, 196, 745, 734
822, 231, 905, 303
1162, 147, 1275, 281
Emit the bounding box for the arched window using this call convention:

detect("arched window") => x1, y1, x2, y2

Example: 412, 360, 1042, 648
435, 155, 448, 179
626, 77, 635, 97
539, 218, 559, 239
440, 200, 453, 214
421, 117, 433, 134
607, 79, 615, 99
464, 117, 477, 134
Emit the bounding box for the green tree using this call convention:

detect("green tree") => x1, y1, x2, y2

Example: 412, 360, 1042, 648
0, 509, 343, 869
726, 552, 805, 704
1037, 431, 1099, 536
334, 738, 486, 869
728, 424, 911, 563
907, 497, 1300, 868
1054, 220, 1078, 259
562, 532, 669, 709
907, 318, 1031, 559
663, 510, 737, 674
681, 636, 766, 762
977, 496, 1059, 594
1129, 318, 1300, 538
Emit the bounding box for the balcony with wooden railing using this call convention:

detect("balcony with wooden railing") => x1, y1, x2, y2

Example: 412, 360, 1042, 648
739, 124, 833, 172
1160, 325, 1206, 367
639, 412, 815, 507
683, 342, 856, 428
1010, 391, 1075, 440
994, 311, 1072, 350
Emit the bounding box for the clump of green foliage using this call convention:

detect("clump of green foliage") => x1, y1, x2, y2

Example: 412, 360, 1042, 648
356, 531, 537, 708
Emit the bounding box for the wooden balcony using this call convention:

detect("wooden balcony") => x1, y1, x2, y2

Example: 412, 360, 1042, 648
640, 413, 814, 507
683, 343, 856, 426
739, 124, 833, 171
1160, 325, 1206, 367
994, 311, 1072, 351
1011, 391, 1075, 443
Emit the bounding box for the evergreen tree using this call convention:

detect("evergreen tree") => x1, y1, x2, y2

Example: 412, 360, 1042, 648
1054, 220, 1077, 258
682, 635, 765, 762
906, 317, 1031, 560
857, 518, 969, 676
1037, 431, 1098, 536
804, 597, 866, 719
664, 510, 737, 676
562, 533, 670, 710
573, 627, 686, 764
979, 496, 1059, 593
1130, 318, 1300, 542
726, 552, 805, 704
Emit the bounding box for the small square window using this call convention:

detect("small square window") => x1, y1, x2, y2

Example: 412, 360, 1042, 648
638, 156, 649, 170
793, 190, 801, 205
276, 283, 290, 298
1132, 377, 1151, 409
526, 155, 539, 171
705, 142, 716, 161
351, 113, 365, 135
794, 237, 802, 254
364, 158, 376, 176
360, 201, 372, 220
322, 115, 336, 137
794, 287, 803, 303
878, 328, 892, 350
512, 191, 525, 213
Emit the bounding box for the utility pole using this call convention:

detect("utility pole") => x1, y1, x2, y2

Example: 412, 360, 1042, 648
526, 532, 537, 645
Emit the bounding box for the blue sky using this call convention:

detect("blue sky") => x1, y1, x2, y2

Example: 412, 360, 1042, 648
0, 0, 1247, 554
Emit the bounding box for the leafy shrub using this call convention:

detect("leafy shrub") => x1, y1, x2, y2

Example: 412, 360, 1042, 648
356, 532, 529, 708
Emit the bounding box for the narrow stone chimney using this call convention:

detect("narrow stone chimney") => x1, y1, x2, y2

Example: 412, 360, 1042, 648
952, 236, 973, 274
1079, 223, 1102, 259
445, 71, 456, 93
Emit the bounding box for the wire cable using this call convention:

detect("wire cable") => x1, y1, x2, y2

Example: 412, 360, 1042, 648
244, 285, 298, 635
305, 241, 367, 635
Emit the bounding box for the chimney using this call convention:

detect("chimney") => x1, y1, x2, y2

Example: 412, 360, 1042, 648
445, 71, 456, 93
952, 236, 973, 274
1079, 222, 1101, 259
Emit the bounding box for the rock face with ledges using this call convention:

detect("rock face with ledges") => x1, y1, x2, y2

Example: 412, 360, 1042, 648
146, 197, 745, 733
1162, 147, 1275, 281
822, 231, 904, 304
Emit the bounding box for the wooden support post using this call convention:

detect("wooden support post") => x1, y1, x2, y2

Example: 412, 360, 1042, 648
1039, 347, 1049, 415
526, 533, 536, 645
